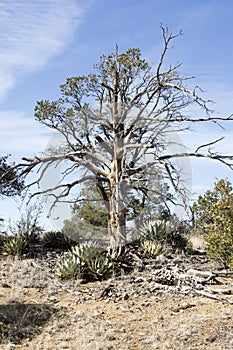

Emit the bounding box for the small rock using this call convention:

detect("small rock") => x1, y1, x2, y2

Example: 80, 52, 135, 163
128, 315, 140, 322
74, 310, 84, 320
48, 297, 59, 303
105, 329, 116, 341
141, 300, 151, 307
123, 333, 133, 341
143, 335, 156, 344
4, 344, 16, 350
119, 306, 129, 312
123, 292, 129, 300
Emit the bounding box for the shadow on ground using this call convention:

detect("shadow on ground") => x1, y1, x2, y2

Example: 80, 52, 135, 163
0, 302, 57, 344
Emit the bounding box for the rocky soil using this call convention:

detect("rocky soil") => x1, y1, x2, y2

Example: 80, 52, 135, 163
0, 249, 232, 350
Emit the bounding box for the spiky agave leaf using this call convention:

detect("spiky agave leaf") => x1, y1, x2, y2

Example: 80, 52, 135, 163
86, 255, 112, 280
3, 237, 28, 256
55, 252, 80, 279
42, 231, 74, 249
143, 240, 163, 258
138, 220, 173, 241
71, 242, 105, 262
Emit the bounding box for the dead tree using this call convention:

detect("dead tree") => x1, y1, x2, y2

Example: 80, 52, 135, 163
3, 26, 233, 254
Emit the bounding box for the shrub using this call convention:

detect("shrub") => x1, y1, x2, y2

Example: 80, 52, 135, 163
8, 203, 43, 243
205, 232, 233, 267
42, 231, 75, 249
168, 227, 189, 251
229, 257, 233, 268
193, 179, 233, 266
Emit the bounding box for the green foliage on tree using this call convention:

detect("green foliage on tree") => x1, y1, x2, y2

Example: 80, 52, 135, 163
72, 182, 109, 229
76, 201, 108, 227
193, 179, 233, 266
62, 182, 109, 240
63, 175, 171, 241
0, 156, 24, 197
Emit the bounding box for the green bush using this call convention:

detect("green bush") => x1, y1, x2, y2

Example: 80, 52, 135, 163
193, 179, 233, 266
3, 237, 28, 256
168, 228, 189, 251
205, 232, 233, 267
230, 257, 233, 268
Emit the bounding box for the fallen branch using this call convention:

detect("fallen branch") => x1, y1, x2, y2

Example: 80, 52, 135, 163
194, 289, 233, 304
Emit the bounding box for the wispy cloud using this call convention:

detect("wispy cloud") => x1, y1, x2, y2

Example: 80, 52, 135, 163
0, 0, 92, 101
0, 110, 51, 158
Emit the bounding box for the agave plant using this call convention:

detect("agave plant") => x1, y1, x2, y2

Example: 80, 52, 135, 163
3, 236, 28, 256
71, 242, 105, 262
42, 231, 75, 249
55, 252, 80, 279
86, 255, 112, 280
56, 242, 112, 281
139, 219, 189, 252
143, 240, 163, 258
139, 220, 164, 241
138, 219, 173, 242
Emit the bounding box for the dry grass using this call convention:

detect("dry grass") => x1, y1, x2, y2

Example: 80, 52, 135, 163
0, 253, 232, 349
188, 234, 207, 252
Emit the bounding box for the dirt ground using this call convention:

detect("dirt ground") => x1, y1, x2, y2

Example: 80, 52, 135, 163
0, 252, 232, 350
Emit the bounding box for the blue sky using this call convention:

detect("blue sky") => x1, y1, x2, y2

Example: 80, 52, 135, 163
0, 0, 233, 231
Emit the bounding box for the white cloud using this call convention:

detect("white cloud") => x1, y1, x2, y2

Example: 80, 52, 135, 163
0, 110, 51, 158
0, 0, 92, 102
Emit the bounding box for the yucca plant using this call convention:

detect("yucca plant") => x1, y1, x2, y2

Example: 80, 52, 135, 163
143, 240, 163, 258
55, 252, 80, 279
3, 237, 28, 256
138, 219, 188, 251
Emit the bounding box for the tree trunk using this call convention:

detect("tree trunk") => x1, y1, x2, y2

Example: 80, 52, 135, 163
108, 119, 127, 254
108, 51, 127, 255
109, 175, 127, 255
